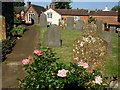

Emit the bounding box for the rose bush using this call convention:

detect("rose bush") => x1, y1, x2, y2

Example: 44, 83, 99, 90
17, 47, 108, 89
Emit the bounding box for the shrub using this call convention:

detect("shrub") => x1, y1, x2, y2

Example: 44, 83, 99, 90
10, 26, 25, 36
2, 39, 16, 61
17, 48, 108, 89
88, 17, 95, 23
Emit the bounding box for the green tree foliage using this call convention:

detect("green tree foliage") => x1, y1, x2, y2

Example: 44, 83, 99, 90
111, 5, 120, 22
111, 5, 120, 11
13, 2, 25, 7
53, 1, 72, 9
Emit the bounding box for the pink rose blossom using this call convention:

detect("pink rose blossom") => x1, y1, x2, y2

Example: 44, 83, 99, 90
93, 76, 102, 85
57, 69, 68, 77
20, 78, 23, 81
33, 50, 42, 56
78, 61, 89, 68
22, 59, 30, 65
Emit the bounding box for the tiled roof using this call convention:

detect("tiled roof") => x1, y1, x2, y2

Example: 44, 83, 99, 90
54, 9, 88, 16
14, 7, 27, 14
90, 11, 118, 16
31, 4, 45, 15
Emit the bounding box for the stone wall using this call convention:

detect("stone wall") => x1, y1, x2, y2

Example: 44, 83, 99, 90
0, 15, 6, 40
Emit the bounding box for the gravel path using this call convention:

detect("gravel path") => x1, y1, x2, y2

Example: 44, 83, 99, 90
2, 25, 39, 88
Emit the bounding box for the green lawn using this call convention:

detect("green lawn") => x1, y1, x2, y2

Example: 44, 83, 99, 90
104, 33, 119, 77
34, 24, 119, 78
52, 30, 82, 65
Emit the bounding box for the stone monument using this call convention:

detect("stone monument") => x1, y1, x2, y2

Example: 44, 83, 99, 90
73, 23, 108, 70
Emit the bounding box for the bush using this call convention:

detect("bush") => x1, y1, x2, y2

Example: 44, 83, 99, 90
2, 39, 16, 61
17, 48, 108, 89
10, 26, 25, 36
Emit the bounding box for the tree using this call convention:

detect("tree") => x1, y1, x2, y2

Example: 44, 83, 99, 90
111, 5, 120, 11
13, 2, 25, 7
52, 0, 72, 9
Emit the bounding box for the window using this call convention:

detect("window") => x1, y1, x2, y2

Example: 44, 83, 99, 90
47, 13, 52, 18
74, 16, 79, 21
28, 13, 34, 22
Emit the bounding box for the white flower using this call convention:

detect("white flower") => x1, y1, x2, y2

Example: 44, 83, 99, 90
93, 76, 102, 85
57, 69, 68, 77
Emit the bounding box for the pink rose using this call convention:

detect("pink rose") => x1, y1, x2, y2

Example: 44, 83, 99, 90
78, 61, 89, 69
57, 69, 68, 77
20, 78, 23, 81
93, 76, 102, 85
22, 59, 30, 65
33, 50, 42, 56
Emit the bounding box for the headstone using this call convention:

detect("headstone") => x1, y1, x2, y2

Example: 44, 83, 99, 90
66, 17, 74, 30
43, 24, 61, 47
73, 23, 108, 70
32, 15, 38, 24
0, 15, 6, 40
76, 20, 84, 31
110, 26, 116, 34
95, 20, 104, 37
40, 13, 47, 28
102, 32, 112, 54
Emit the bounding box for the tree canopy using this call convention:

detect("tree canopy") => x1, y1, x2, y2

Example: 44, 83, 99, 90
111, 5, 120, 11
53, 1, 72, 9
13, 2, 25, 7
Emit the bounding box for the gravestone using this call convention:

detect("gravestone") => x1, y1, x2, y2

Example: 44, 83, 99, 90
110, 26, 116, 34
0, 15, 6, 40
95, 20, 104, 37
76, 20, 84, 31
73, 23, 108, 70
40, 13, 47, 28
102, 31, 112, 54
43, 24, 61, 47
66, 17, 74, 30
32, 15, 38, 24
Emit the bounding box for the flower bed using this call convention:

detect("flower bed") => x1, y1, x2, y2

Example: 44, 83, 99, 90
17, 48, 108, 89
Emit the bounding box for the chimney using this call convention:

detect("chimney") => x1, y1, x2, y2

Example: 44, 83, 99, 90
46, 5, 49, 10
27, 1, 31, 8
50, 3, 55, 9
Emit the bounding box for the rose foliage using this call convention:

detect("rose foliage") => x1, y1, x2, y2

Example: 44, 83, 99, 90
17, 47, 108, 89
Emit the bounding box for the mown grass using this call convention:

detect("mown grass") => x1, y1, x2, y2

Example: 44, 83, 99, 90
52, 30, 82, 65
34, 24, 119, 78
104, 33, 119, 77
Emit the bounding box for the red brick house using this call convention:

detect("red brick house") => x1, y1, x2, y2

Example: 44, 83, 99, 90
14, 7, 27, 21
14, 1, 45, 24
55, 9, 89, 22
90, 11, 120, 26
25, 2, 45, 24
44, 8, 89, 25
